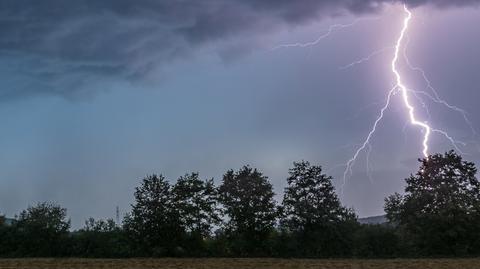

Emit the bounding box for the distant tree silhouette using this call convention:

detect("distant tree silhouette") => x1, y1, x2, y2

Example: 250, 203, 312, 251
0, 214, 15, 256
3, 155, 480, 258
84, 218, 117, 232
172, 173, 220, 255
218, 166, 278, 256
124, 174, 183, 256
15, 202, 71, 257
385, 151, 480, 256
72, 218, 130, 257
281, 161, 357, 257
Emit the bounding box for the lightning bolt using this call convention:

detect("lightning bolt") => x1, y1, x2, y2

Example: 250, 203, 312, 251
393, 5, 432, 157
340, 20, 477, 142
271, 17, 380, 50
340, 46, 394, 70
271, 21, 359, 50
341, 4, 472, 193
271, 4, 476, 194
342, 5, 428, 193
342, 86, 397, 190
403, 37, 478, 138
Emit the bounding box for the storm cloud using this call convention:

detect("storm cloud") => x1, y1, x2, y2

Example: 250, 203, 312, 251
0, 0, 479, 98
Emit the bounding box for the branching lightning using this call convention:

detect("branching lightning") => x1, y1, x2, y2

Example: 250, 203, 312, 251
340, 46, 394, 70
403, 38, 478, 138
342, 6, 424, 192
341, 5, 473, 193
342, 6, 422, 191
342, 86, 397, 190
273, 4, 477, 194
271, 17, 379, 50
392, 6, 432, 158
340, 20, 477, 143
271, 21, 358, 50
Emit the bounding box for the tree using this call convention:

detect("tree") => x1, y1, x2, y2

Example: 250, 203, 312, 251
83, 218, 118, 232
124, 174, 183, 256
218, 166, 278, 256
172, 173, 220, 255
172, 173, 220, 236
281, 161, 357, 257
385, 151, 480, 256
15, 202, 71, 257
0, 214, 16, 257
72, 218, 130, 257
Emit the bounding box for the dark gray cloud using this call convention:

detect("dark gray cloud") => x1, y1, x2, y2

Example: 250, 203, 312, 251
0, 0, 478, 98
404, 0, 480, 7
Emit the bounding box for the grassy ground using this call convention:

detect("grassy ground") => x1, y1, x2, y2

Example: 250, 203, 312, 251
1, 258, 480, 269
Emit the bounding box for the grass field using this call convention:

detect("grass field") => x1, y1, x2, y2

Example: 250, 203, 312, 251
1, 258, 480, 269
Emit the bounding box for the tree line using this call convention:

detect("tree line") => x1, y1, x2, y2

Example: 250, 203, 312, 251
1, 151, 480, 258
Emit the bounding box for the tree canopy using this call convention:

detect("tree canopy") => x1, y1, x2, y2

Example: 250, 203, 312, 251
218, 166, 278, 256
15, 202, 70, 257
385, 151, 480, 256
1, 154, 479, 258
124, 174, 183, 256
281, 161, 357, 257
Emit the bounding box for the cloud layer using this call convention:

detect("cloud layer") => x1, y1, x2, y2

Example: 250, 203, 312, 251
0, 0, 478, 98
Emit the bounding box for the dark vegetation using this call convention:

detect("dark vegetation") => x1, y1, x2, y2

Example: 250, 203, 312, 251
1, 151, 479, 258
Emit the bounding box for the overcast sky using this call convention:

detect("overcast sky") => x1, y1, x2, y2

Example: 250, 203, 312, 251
1, 0, 479, 228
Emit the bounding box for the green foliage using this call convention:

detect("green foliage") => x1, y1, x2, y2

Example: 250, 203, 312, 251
1, 154, 479, 258
71, 218, 130, 257
172, 173, 220, 255
0, 214, 16, 256
384, 151, 480, 256
15, 202, 70, 257
281, 161, 358, 257
84, 218, 117, 232
124, 174, 184, 256
218, 166, 278, 256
